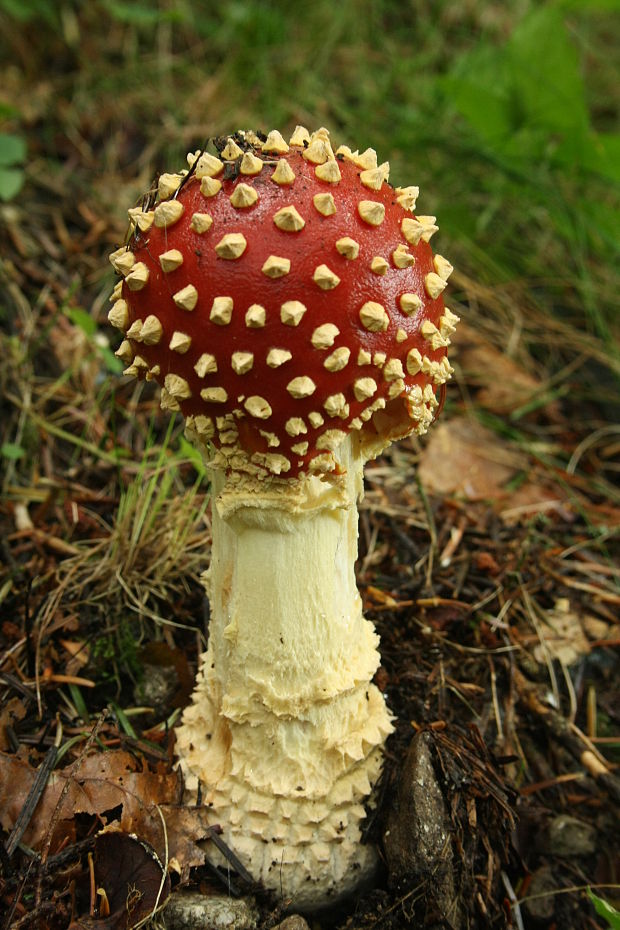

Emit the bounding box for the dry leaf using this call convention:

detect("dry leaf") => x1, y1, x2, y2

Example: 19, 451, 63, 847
158, 806, 219, 881
533, 598, 591, 666
69, 831, 170, 930
0, 750, 181, 857
0, 746, 231, 880
452, 322, 546, 415
418, 418, 521, 500
0, 697, 27, 752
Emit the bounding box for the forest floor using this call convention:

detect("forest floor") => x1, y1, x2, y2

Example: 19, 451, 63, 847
1, 3, 619, 929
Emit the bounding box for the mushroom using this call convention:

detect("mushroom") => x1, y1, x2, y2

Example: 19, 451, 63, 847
108, 127, 457, 908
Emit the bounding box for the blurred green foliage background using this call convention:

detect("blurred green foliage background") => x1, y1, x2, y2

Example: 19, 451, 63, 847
1, 0, 618, 366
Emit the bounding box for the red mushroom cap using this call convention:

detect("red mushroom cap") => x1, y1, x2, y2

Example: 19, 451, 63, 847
109, 128, 458, 478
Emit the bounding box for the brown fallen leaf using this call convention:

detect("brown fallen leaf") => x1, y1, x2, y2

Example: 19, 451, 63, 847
418, 417, 568, 523
417, 417, 521, 500
0, 697, 27, 752
0, 749, 181, 859
157, 805, 221, 882
69, 831, 170, 930
452, 321, 551, 416
533, 597, 591, 667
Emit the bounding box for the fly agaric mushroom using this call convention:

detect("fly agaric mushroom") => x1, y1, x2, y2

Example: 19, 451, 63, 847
108, 127, 457, 907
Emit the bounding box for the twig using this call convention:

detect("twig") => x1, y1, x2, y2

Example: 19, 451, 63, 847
207, 826, 254, 884
519, 771, 585, 796
5, 723, 61, 857
501, 871, 525, 930
153, 806, 170, 913
514, 668, 620, 804
2, 858, 36, 930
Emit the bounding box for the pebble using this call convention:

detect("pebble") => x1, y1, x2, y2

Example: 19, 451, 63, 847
539, 814, 597, 858
163, 892, 259, 929
522, 866, 556, 922
271, 917, 310, 930
383, 731, 462, 928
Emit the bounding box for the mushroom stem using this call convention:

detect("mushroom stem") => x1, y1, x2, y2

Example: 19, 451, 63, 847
175, 435, 394, 907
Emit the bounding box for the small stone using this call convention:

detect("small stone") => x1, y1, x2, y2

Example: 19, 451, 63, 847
163, 891, 259, 930
540, 815, 597, 858
273, 914, 310, 930
384, 731, 462, 926
522, 866, 556, 922
134, 663, 178, 715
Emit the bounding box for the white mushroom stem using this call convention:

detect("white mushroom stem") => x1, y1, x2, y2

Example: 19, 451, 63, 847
175, 434, 394, 908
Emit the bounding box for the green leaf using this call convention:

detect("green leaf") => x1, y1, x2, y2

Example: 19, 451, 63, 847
177, 435, 207, 478
444, 6, 592, 157
110, 701, 138, 739
68, 684, 90, 723
0, 103, 20, 120
101, 1, 159, 24
555, 131, 620, 182
1, 442, 25, 460
67, 306, 96, 337
102, 1, 182, 25
100, 346, 123, 374
0, 0, 57, 22
443, 44, 513, 145
555, 0, 619, 9
0, 167, 24, 201
588, 889, 620, 930
0, 133, 27, 166
507, 7, 589, 136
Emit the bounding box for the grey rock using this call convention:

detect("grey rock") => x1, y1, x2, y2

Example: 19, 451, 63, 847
540, 815, 597, 858
522, 866, 556, 922
163, 891, 259, 929
135, 663, 178, 713
272, 918, 310, 930
383, 731, 461, 928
